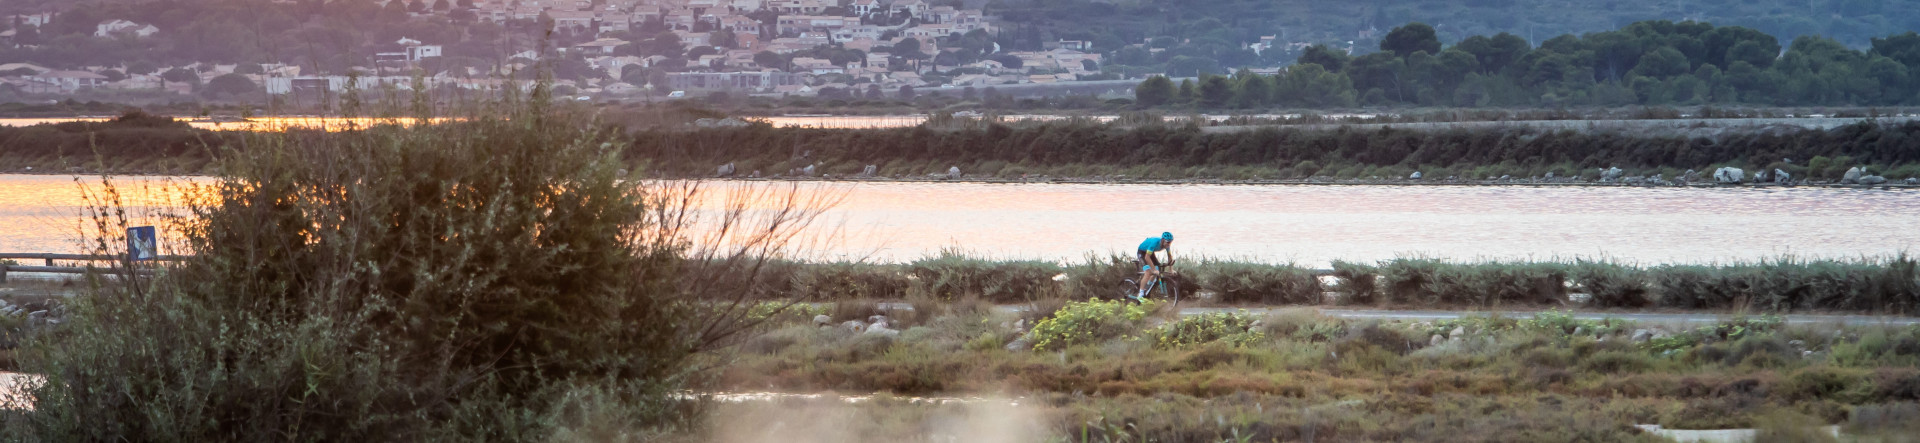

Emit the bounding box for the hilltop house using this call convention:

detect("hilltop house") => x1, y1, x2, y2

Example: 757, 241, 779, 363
573, 38, 628, 55
95, 20, 159, 38
30, 70, 108, 93
548, 11, 597, 33
850, 0, 880, 16
375, 38, 443, 63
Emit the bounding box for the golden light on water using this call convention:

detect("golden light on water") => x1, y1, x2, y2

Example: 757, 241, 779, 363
0, 117, 458, 132
4, 175, 1919, 266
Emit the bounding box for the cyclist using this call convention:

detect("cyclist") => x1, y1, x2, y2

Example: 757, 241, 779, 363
1134, 232, 1174, 301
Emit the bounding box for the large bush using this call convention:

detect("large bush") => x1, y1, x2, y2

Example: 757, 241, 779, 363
905, 250, 1064, 303
0, 93, 748, 440
1189, 260, 1322, 304
1380, 259, 1568, 306
1026, 299, 1158, 351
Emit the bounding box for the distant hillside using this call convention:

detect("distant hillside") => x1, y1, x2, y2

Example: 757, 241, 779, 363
987, 0, 1912, 57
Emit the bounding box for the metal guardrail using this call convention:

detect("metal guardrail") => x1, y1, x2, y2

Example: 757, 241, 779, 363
0, 253, 181, 283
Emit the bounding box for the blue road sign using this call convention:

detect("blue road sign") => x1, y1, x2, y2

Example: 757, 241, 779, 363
128, 226, 158, 261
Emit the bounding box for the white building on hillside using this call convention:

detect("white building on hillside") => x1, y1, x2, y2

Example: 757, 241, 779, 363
95, 20, 159, 38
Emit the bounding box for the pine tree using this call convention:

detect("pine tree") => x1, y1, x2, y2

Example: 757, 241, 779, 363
1135, 76, 1175, 107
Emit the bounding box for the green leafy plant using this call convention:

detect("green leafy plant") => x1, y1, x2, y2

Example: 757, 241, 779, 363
1027, 299, 1159, 351
1143, 311, 1266, 349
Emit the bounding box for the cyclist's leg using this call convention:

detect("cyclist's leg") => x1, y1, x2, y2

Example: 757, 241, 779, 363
1135, 250, 1158, 299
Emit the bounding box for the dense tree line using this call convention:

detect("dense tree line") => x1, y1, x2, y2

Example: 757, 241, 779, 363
626, 119, 1920, 180
991, 0, 1914, 78
1136, 21, 1920, 108
13, 111, 1920, 181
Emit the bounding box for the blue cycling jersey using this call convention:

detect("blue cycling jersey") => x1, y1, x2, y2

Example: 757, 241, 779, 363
1138, 236, 1167, 252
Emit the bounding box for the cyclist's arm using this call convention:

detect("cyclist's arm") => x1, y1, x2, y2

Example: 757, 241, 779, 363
1162, 247, 1174, 268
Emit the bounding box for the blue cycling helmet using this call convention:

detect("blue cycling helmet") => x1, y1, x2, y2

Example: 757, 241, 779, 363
1161, 232, 1174, 242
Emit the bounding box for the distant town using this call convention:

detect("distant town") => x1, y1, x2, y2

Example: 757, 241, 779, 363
0, 0, 1140, 106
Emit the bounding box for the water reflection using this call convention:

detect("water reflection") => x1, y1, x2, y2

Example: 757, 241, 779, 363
0, 117, 452, 132
3, 174, 1915, 267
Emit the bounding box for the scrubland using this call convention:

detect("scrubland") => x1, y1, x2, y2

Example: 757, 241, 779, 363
697, 300, 1920, 442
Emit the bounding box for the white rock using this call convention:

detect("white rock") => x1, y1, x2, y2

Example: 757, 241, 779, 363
717, 163, 736, 177
1860, 175, 1887, 185
862, 165, 877, 176
947, 166, 962, 179
1004, 336, 1032, 351
812, 314, 832, 326
1774, 169, 1791, 183
1449, 326, 1466, 339
1430, 334, 1445, 346
1843, 167, 1863, 184
1631, 329, 1653, 342
802, 164, 816, 177
1409, 171, 1422, 180
866, 324, 899, 337
841, 320, 867, 332
1601, 167, 1624, 182
1713, 167, 1744, 183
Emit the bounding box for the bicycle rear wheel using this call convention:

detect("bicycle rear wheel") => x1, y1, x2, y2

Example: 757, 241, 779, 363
1119, 279, 1140, 303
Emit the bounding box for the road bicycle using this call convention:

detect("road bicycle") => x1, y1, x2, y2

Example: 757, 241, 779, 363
1120, 259, 1181, 310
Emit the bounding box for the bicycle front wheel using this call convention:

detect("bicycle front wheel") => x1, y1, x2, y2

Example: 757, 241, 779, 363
1162, 279, 1182, 312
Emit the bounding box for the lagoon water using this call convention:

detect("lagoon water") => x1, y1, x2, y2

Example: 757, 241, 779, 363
2, 174, 1916, 266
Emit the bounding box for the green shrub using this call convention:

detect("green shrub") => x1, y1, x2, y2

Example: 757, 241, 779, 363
1578, 350, 1656, 374
1189, 260, 1322, 304
1142, 311, 1267, 349
1752, 408, 1840, 443
1651, 256, 1920, 313
1027, 299, 1159, 351
1329, 260, 1378, 305
1062, 253, 1147, 301
1573, 260, 1651, 308
2, 92, 719, 441
1724, 334, 1798, 368
1832, 327, 1920, 367
1290, 320, 1347, 342
964, 331, 1009, 351
907, 251, 1063, 303
1380, 259, 1567, 306
1380, 258, 1443, 304
1645, 315, 1786, 354
1338, 321, 1425, 355
791, 261, 912, 300
1847, 403, 1920, 437
1782, 366, 1874, 403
